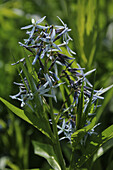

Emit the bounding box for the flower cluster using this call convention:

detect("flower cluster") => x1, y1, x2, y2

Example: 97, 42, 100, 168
10, 16, 112, 141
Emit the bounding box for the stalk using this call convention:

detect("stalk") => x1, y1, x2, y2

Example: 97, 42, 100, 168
49, 97, 66, 170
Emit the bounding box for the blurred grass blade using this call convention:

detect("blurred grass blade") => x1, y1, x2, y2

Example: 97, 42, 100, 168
76, 0, 87, 64
95, 87, 113, 124
86, 0, 96, 36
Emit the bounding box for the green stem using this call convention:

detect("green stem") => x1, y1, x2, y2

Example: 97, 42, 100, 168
49, 97, 66, 170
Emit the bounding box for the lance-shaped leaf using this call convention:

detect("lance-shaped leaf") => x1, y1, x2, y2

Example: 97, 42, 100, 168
70, 125, 113, 169
0, 97, 53, 140
76, 82, 84, 130
32, 141, 61, 170
83, 87, 94, 125
93, 138, 113, 163
71, 117, 97, 147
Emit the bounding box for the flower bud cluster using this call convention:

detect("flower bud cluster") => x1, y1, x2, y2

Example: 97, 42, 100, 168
10, 16, 109, 141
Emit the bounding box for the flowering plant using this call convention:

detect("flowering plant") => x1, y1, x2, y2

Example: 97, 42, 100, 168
1, 16, 113, 169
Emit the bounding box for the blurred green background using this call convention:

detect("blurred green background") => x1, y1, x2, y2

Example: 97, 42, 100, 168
0, 0, 113, 169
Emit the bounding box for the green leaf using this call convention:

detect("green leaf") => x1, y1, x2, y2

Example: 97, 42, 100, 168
24, 50, 34, 74
87, 32, 97, 68
20, 63, 37, 93
71, 117, 97, 149
20, 61, 43, 117
76, 83, 84, 130
95, 87, 113, 124
0, 97, 31, 123
59, 80, 67, 104
24, 50, 39, 83
32, 141, 61, 170
71, 125, 113, 168
0, 97, 52, 140
65, 85, 73, 105
93, 138, 113, 162
83, 86, 94, 122
6, 160, 20, 170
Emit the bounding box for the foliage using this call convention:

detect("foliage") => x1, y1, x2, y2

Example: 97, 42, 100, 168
1, 14, 113, 170
0, 0, 113, 170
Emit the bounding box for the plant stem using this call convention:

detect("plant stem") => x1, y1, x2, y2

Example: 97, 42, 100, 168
49, 97, 66, 170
